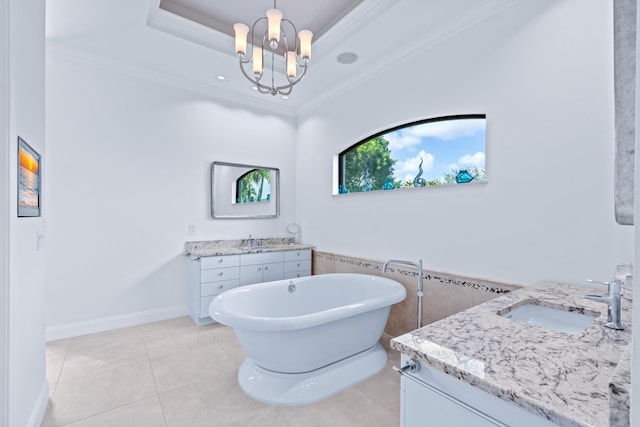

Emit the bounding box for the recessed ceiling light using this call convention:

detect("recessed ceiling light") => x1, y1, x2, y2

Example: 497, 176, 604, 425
216, 74, 226, 80
336, 52, 358, 64
251, 86, 258, 91
281, 95, 289, 100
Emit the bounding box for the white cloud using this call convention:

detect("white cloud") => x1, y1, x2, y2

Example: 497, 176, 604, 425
447, 152, 484, 176
394, 151, 434, 182
458, 152, 485, 168
386, 132, 422, 150
399, 118, 485, 142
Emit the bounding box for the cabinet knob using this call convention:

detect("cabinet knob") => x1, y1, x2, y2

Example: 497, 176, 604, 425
297, 263, 300, 267
217, 272, 223, 277
218, 284, 223, 289
217, 259, 224, 263
265, 266, 269, 271
258, 267, 262, 271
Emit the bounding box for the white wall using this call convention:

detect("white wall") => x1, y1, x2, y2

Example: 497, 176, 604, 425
5, 0, 48, 426
0, 1, 8, 424
45, 55, 298, 336
296, 0, 634, 285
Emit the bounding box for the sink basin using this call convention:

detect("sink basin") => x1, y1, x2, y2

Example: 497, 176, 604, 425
500, 302, 597, 334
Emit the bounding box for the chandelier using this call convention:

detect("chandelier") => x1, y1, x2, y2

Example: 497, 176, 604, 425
233, 1, 313, 97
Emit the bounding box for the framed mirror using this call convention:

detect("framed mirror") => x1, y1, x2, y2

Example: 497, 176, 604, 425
211, 161, 280, 219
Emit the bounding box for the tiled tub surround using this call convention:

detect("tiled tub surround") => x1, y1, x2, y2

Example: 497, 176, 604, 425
185, 237, 313, 257
312, 251, 523, 338
391, 281, 633, 427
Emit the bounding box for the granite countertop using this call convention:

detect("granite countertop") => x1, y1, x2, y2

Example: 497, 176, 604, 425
185, 238, 314, 258
391, 281, 632, 427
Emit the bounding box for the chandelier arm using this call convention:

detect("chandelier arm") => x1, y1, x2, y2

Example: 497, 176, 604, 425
295, 56, 309, 68
273, 51, 279, 94
269, 61, 308, 95
237, 57, 260, 85
280, 18, 299, 52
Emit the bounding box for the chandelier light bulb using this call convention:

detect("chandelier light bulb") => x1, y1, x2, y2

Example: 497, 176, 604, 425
233, 23, 249, 56
252, 47, 263, 76
286, 51, 297, 78
298, 30, 313, 60
266, 9, 283, 49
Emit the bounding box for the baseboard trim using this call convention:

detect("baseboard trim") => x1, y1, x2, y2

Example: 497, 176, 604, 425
26, 382, 49, 427
45, 305, 189, 341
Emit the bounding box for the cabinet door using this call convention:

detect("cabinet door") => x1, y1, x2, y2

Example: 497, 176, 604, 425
262, 262, 284, 282
240, 265, 264, 285
402, 376, 505, 427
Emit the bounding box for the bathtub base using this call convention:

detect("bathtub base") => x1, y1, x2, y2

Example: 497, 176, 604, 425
238, 343, 387, 406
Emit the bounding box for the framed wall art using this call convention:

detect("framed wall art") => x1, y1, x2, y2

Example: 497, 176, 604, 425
18, 137, 41, 217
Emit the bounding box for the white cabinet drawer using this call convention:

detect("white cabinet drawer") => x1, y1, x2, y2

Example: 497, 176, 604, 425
201, 279, 240, 297
284, 259, 312, 273
201, 266, 240, 283
200, 255, 240, 270
241, 251, 283, 265
283, 250, 311, 262
284, 270, 311, 279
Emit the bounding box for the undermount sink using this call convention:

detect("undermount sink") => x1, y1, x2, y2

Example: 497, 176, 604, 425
500, 302, 597, 334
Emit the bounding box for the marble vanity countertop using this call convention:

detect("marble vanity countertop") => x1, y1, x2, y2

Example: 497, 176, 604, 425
185, 238, 313, 258
391, 281, 632, 427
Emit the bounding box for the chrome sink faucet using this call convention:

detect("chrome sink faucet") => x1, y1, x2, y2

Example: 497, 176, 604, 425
382, 259, 424, 329
583, 279, 624, 330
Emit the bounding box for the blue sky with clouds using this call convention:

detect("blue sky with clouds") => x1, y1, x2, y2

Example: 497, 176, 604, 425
385, 118, 486, 183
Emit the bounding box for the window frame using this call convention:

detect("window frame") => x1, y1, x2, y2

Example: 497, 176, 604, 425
337, 114, 486, 194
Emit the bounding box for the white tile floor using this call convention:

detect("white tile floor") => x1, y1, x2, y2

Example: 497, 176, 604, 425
42, 317, 401, 427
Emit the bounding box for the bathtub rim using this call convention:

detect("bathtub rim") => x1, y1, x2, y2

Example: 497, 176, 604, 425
209, 273, 406, 332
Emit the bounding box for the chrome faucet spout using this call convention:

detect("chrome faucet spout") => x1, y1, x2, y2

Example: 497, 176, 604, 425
382, 259, 424, 329
583, 279, 624, 330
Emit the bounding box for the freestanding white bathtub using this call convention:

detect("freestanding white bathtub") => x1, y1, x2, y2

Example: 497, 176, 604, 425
209, 273, 406, 406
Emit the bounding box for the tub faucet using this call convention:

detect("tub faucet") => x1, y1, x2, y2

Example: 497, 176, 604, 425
382, 259, 424, 329
583, 279, 624, 330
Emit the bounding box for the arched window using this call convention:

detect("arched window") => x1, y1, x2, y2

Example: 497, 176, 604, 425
337, 114, 486, 194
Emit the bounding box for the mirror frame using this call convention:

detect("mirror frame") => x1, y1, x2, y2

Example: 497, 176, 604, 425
211, 161, 280, 219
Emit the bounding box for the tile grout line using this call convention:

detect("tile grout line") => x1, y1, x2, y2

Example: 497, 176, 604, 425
143, 338, 169, 427
50, 345, 69, 396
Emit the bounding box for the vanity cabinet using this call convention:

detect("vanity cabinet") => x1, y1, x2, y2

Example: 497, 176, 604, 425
399, 355, 559, 427
190, 249, 312, 325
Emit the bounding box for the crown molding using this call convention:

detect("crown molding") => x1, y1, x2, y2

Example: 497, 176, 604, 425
46, 41, 297, 120
298, 0, 399, 62
146, 0, 234, 54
